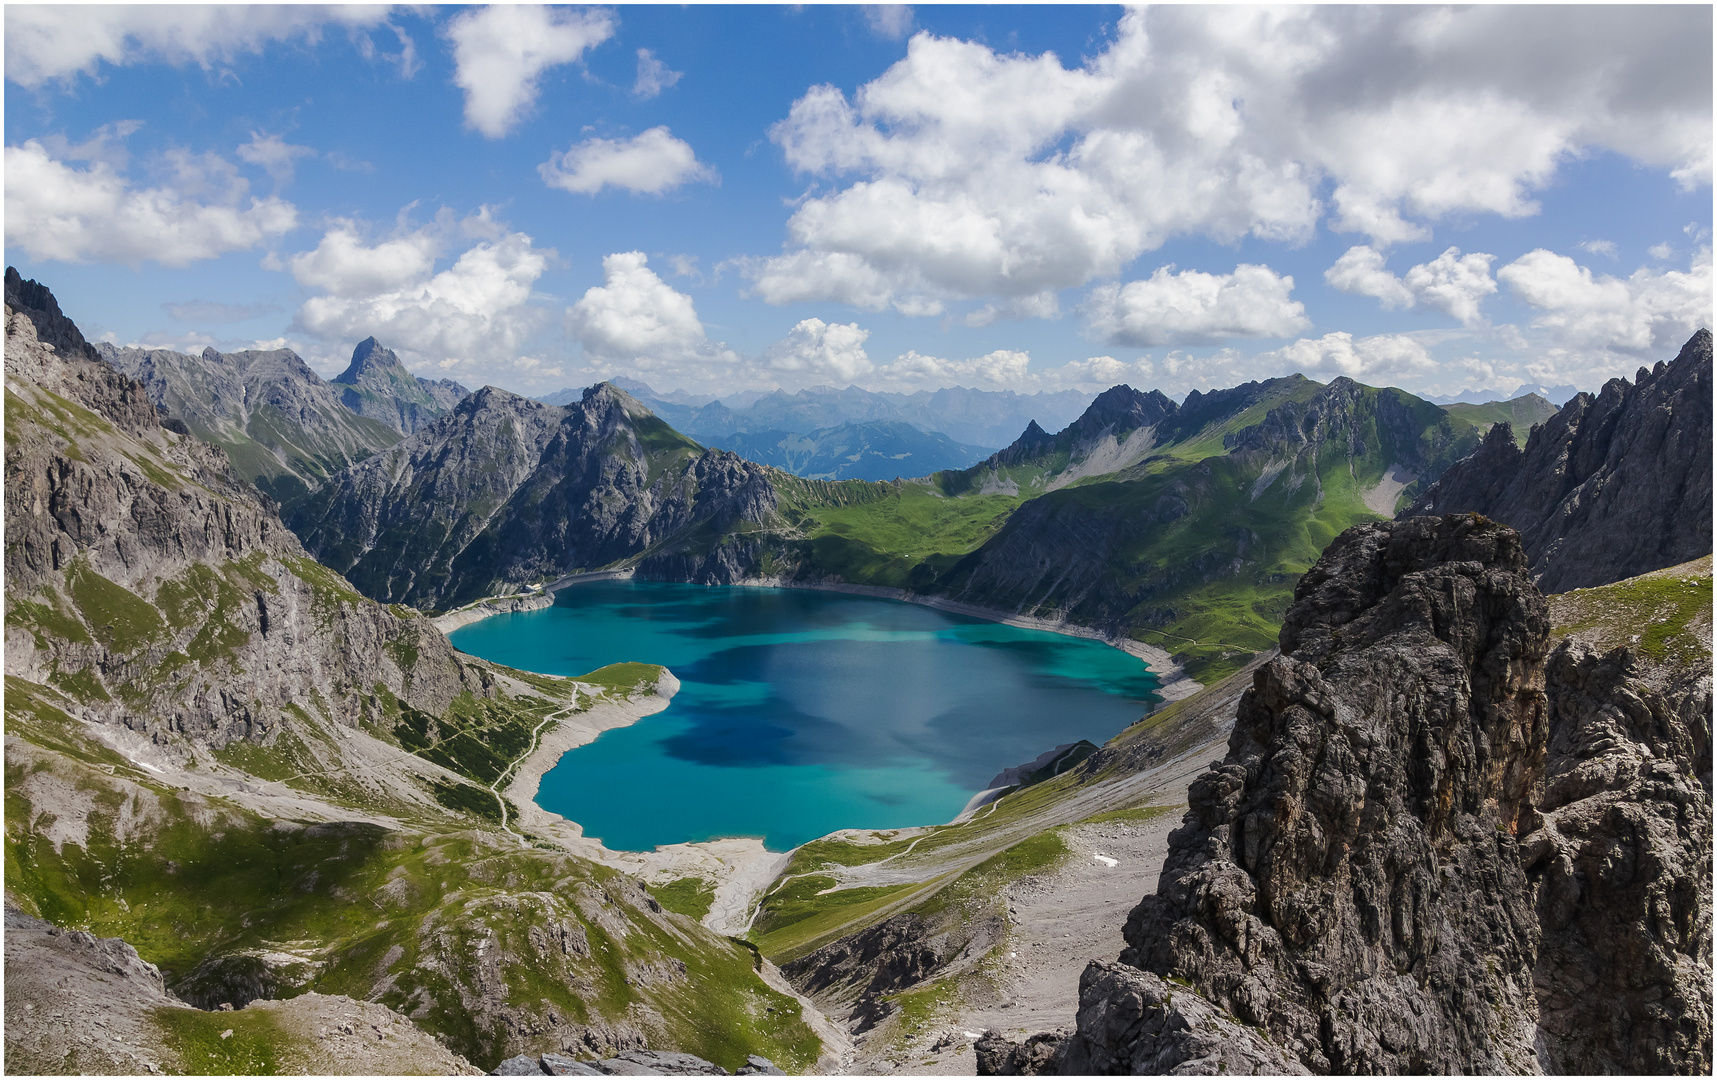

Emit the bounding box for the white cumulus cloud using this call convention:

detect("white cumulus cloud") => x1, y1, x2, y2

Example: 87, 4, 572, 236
1083, 264, 1309, 348
4, 139, 297, 267
1324, 246, 1415, 309
1262, 332, 1438, 382
763, 319, 874, 382
291, 225, 554, 371
1498, 248, 1713, 355
1326, 245, 1497, 326
447, 6, 614, 138
4, 5, 402, 87
872, 349, 1033, 392
566, 252, 721, 366
287, 219, 442, 298
540, 127, 716, 196
747, 7, 1711, 312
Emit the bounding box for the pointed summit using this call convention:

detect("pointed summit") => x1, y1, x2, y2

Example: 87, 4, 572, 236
334, 336, 401, 385
329, 337, 470, 436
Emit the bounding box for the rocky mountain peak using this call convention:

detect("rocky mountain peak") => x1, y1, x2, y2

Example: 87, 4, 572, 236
1079, 384, 1177, 430
334, 335, 406, 385
1406, 328, 1712, 592
581, 380, 653, 419
328, 336, 470, 436
5, 266, 102, 365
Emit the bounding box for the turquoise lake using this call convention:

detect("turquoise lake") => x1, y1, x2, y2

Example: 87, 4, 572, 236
449, 582, 1162, 851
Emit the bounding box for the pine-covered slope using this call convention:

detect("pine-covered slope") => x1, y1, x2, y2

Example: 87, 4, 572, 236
3, 271, 825, 1074
1405, 329, 1713, 593
285, 383, 785, 611
331, 336, 469, 436
94, 331, 401, 505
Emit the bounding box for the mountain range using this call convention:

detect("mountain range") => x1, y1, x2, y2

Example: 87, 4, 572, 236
542, 378, 1093, 451
6, 266, 1709, 1077
94, 332, 469, 505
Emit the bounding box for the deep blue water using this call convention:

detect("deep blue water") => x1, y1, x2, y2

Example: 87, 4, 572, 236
449, 582, 1161, 851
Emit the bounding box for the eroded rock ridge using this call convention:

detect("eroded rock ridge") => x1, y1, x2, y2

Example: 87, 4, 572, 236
1406, 329, 1713, 592
980, 514, 1711, 1074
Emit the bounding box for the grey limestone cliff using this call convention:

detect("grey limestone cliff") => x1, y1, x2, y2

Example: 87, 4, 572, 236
5, 269, 489, 760
331, 336, 469, 436
286, 382, 784, 611
1114, 515, 1551, 1074
1405, 329, 1712, 592
96, 335, 401, 504
979, 516, 1713, 1074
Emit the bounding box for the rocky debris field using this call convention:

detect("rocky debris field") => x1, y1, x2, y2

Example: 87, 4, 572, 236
3, 904, 479, 1075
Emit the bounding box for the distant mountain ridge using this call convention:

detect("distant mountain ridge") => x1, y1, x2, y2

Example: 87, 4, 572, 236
302, 366, 1488, 681
1405, 329, 1713, 592
331, 336, 469, 436
712, 421, 993, 481
96, 339, 401, 504
1442, 393, 1559, 448
539, 378, 1093, 450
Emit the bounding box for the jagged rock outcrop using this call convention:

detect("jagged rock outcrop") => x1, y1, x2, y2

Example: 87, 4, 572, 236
979, 518, 1713, 1075
1526, 636, 1713, 1073
1405, 330, 1713, 592
331, 336, 469, 436
287, 383, 784, 610
1113, 515, 1552, 1074
4, 269, 490, 757
96, 335, 401, 504
976, 962, 1307, 1076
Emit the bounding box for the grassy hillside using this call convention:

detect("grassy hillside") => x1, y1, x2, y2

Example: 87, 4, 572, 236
1444, 393, 1559, 448
4, 705, 820, 1073
774, 378, 1478, 683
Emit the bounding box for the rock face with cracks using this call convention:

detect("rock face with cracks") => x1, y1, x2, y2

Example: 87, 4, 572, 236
1406, 329, 1712, 593
1119, 515, 1552, 1074
982, 515, 1712, 1074
1526, 638, 1712, 1073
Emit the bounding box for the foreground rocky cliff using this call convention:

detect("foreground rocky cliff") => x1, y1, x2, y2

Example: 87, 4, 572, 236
1406, 329, 1712, 592
979, 515, 1711, 1074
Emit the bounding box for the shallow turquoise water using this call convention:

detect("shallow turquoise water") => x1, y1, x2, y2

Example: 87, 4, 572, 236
449, 582, 1161, 851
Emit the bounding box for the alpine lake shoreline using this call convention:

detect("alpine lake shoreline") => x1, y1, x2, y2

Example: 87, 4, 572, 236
429, 569, 1202, 940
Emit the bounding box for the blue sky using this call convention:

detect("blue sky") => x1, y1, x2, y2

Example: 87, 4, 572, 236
5, 5, 1712, 401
